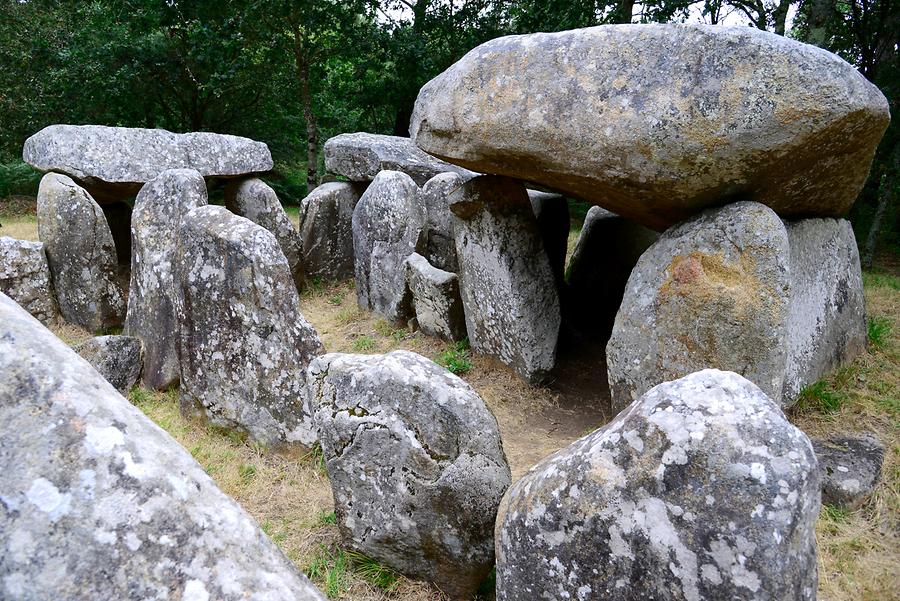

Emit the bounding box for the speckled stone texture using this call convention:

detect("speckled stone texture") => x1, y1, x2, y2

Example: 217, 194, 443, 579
175, 206, 323, 448
782, 218, 867, 403
24, 124, 273, 201
308, 350, 511, 599
0, 236, 58, 325
607, 201, 790, 413
451, 175, 560, 384
421, 172, 468, 272
75, 335, 143, 393
0, 292, 327, 601
496, 369, 820, 601
813, 432, 884, 511
352, 170, 426, 323
125, 169, 208, 390
299, 182, 365, 282
226, 177, 305, 292
411, 24, 889, 231
325, 132, 475, 186
37, 173, 126, 332
528, 190, 569, 293
405, 253, 466, 342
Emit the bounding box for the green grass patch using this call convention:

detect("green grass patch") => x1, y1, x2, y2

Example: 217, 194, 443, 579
304, 545, 350, 599
352, 335, 377, 352
862, 270, 900, 291
437, 338, 473, 375
867, 315, 892, 348
315, 509, 336, 526
345, 550, 400, 592
796, 380, 845, 414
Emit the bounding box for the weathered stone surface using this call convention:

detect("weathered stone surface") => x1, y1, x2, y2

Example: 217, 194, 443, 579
226, 177, 305, 291
783, 218, 867, 403
75, 335, 143, 393
325, 132, 475, 186
175, 206, 323, 448
24, 124, 273, 201
405, 253, 466, 342
813, 432, 884, 511
607, 202, 790, 413
411, 24, 890, 231
308, 350, 510, 599
352, 170, 425, 323
101, 201, 132, 267
125, 169, 208, 391
421, 172, 467, 272
497, 369, 820, 601
565, 206, 659, 336
298, 182, 364, 282
451, 175, 560, 384
528, 190, 569, 292
0, 236, 58, 325
37, 173, 125, 332
0, 293, 327, 601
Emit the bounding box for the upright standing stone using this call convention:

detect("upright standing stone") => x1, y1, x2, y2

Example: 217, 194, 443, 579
298, 182, 364, 282
421, 172, 467, 272
125, 169, 208, 390
607, 201, 790, 412
0, 293, 327, 601
175, 206, 324, 448
451, 175, 560, 384
37, 173, 125, 332
405, 253, 467, 342
0, 236, 58, 325
308, 350, 511, 600
226, 177, 305, 291
497, 369, 820, 601
352, 170, 425, 323
528, 190, 570, 293
74, 335, 143, 393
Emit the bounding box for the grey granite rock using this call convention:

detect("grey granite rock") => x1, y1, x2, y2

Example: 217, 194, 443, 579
421, 172, 467, 272
75, 335, 143, 393
125, 169, 208, 390
528, 190, 569, 293
37, 173, 126, 332
405, 253, 466, 342
0, 292, 327, 601
298, 182, 364, 282
411, 24, 890, 230
175, 206, 323, 448
607, 202, 790, 413
324, 132, 475, 186
308, 350, 510, 599
451, 175, 560, 384
24, 124, 273, 201
813, 432, 884, 511
0, 236, 58, 325
496, 369, 820, 601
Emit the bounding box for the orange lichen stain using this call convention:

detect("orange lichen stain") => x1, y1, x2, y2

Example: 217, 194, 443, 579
659, 251, 770, 318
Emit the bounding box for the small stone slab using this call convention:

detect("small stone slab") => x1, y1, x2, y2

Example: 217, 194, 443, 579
299, 182, 365, 282
0, 236, 59, 325
813, 432, 884, 510
406, 253, 466, 342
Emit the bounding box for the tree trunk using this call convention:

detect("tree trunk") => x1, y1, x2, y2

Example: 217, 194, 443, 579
297, 53, 318, 194
772, 0, 791, 35
614, 0, 635, 23
805, 0, 836, 46
863, 146, 898, 268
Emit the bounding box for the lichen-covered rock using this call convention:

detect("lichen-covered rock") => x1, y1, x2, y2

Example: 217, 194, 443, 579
37, 173, 125, 332
175, 206, 324, 448
298, 182, 364, 282
528, 190, 569, 292
24, 124, 273, 201
352, 170, 425, 323
405, 253, 466, 342
783, 218, 867, 403
226, 177, 305, 291
607, 202, 790, 413
325, 132, 474, 186
0, 292, 327, 601
813, 432, 884, 511
125, 169, 208, 390
421, 172, 467, 272
411, 24, 890, 231
308, 350, 510, 599
74, 335, 143, 393
0, 236, 58, 325
451, 175, 560, 384
496, 369, 820, 601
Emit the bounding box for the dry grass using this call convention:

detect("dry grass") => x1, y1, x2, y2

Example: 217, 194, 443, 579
0, 213, 38, 241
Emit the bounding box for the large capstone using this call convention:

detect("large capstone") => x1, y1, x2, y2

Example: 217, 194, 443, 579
405, 253, 466, 342
0, 236, 59, 325
23, 124, 273, 201
74, 335, 143, 393
813, 432, 884, 511
607, 201, 790, 413
324, 132, 474, 186
37, 173, 126, 332
411, 24, 890, 231
225, 177, 305, 291
0, 292, 327, 601
298, 182, 364, 282
175, 205, 323, 448
352, 170, 425, 323
308, 350, 511, 599
451, 175, 560, 384
496, 369, 820, 601
125, 169, 208, 390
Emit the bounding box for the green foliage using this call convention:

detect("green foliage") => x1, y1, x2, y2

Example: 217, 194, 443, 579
345, 550, 400, 592
352, 335, 377, 352
797, 380, 845, 414
238, 463, 257, 484
868, 316, 892, 348
304, 545, 350, 599
315, 510, 337, 526
437, 339, 473, 375
822, 504, 849, 523
0, 161, 41, 198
